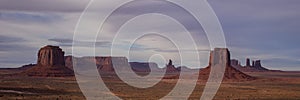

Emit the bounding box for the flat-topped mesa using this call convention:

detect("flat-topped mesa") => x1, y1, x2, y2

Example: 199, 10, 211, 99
98, 57, 127, 72
37, 45, 65, 67
66, 56, 129, 72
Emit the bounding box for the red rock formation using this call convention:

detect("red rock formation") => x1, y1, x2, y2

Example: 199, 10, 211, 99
66, 56, 130, 73
252, 60, 268, 70
199, 48, 255, 81
37, 45, 65, 66
67, 56, 180, 74
22, 45, 74, 77
246, 58, 251, 66
64, 56, 73, 69
165, 59, 180, 73
254, 60, 261, 67
199, 64, 255, 81
234, 58, 269, 72
230, 59, 239, 66
95, 57, 115, 72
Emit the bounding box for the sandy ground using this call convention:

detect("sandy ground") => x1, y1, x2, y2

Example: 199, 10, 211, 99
0, 70, 300, 100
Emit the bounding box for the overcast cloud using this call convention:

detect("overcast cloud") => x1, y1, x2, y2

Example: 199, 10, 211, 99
0, 0, 299, 70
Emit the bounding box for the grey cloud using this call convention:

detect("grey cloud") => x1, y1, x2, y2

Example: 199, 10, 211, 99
0, 44, 34, 52
0, 11, 62, 23
0, 0, 300, 70
129, 43, 210, 53
0, 35, 34, 52
48, 38, 111, 47
0, 49, 37, 67
0, 35, 25, 43
0, 0, 88, 12
128, 43, 156, 51
104, 0, 207, 35
154, 49, 211, 53
48, 38, 73, 43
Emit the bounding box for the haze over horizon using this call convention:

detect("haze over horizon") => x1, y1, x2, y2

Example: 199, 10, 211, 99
0, 0, 299, 71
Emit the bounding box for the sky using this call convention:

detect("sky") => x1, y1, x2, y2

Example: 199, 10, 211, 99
0, 0, 299, 71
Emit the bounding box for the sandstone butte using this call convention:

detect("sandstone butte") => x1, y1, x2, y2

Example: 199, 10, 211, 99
20, 45, 256, 81
22, 45, 74, 77
198, 48, 255, 81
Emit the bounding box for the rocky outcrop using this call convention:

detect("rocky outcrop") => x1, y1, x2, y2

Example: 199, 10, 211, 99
244, 59, 268, 71
22, 45, 74, 77
252, 60, 268, 70
165, 59, 180, 73
129, 62, 159, 72
129, 62, 160, 76
64, 56, 73, 69
19, 64, 36, 70
254, 60, 261, 67
232, 58, 269, 72
230, 59, 240, 66
246, 58, 251, 66
68, 57, 180, 74
96, 57, 116, 72
37, 45, 65, 67
66, 56, 129, 73
162, 59, 180, 79
209, 48, 231, 66
199, 48, 255, 81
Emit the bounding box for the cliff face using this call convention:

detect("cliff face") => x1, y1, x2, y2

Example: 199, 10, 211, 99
64, 56, 73, 69
209, 48, 231, 66
65, 56, 129, 72
95, 57, 115, 72
22, 45, 74, 77
37, 45, 65, 67
199, 48, 255, 81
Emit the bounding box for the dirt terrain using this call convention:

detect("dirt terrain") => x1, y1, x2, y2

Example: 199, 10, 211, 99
1, 70, 300, 100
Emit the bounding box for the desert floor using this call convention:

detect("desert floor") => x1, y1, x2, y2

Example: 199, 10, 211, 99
0, 70, 300, 100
